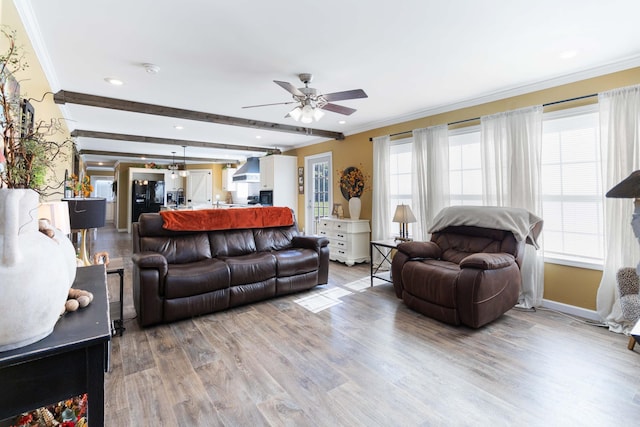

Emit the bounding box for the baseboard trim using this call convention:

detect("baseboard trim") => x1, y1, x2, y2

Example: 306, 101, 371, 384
117, 228, 128, 233
541, 299, 601, 322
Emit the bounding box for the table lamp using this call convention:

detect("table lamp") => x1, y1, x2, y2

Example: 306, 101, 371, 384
64, 198, 107, 266
605, 170, 640, 273
38, 201, 72, 236
393, 204, 417, 241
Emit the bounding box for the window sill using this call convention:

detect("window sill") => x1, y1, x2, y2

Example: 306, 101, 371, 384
543, 255, 603, 271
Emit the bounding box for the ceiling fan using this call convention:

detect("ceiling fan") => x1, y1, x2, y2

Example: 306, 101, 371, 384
242, 73, 368, 123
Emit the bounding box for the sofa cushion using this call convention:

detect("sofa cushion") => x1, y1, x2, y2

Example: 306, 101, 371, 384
209, 229, 256, 257
221, 252, 277, 286
401, 260, 460, 308
273, 248, 319, 277
164, 258, 230, 299
229, 278, 277, 307
253, 226, 298, 252
139, 234, 212, 264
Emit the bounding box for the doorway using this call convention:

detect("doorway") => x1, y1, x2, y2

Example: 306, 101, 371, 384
304, 152, 332, 235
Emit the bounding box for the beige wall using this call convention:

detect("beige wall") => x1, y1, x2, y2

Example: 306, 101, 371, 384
287, 67, 640, 311
0, 0, 73, 201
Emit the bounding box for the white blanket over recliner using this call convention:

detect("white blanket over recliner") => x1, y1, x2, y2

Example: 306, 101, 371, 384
428, 205, 544, 249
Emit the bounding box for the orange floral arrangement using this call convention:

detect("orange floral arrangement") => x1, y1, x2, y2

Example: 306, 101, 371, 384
70, 174, 93, 197
338, 165, 370, 200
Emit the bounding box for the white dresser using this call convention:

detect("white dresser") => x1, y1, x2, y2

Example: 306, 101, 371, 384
317, 217, 370, 266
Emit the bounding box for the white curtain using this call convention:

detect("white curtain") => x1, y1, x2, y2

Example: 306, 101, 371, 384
597, 85, 640, 333
481, 105, 544, 308
372, 135, 391, 265
411, 125, 449, 241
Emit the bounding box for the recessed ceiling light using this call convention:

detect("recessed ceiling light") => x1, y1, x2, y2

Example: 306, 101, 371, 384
560, 50, 578, 59
98, 162, 103, 166
174, 125, 184, 130
104, 77, 124, 86
256, 135, 262, 139
338, 120, 346, 125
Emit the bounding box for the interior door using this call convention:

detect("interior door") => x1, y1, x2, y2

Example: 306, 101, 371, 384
305, 153, 332, 235
187, 170, 212, 206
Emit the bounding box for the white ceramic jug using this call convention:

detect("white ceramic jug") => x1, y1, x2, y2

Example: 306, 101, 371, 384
0, 189, 77, 351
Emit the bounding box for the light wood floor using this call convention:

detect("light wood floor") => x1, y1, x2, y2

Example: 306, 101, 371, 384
95, 224, 640, 426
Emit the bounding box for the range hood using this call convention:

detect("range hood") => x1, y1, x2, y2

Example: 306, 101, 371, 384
232, 157, 260, 182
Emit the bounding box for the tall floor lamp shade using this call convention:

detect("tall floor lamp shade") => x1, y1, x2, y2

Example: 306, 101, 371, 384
393, 204, 417, 241
64, 198, 106, 266
606, 170, 640, 272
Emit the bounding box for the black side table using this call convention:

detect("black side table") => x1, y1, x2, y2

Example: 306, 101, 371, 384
0, 265, 111, 427
370, 239, 399, 286
106, 258, 125, 336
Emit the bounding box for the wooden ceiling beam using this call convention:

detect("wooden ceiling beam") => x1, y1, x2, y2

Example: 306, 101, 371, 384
55, 90, 345, 140
71, 129, 280, 154
78, 149, 239, 164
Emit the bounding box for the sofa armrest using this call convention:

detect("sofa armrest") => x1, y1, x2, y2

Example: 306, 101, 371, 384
396, 241, 442, 260
292, 235, 329, 252
132, 251, 169, 278
459, 252, 515, 270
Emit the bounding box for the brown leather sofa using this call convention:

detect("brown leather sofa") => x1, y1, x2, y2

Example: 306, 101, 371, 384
391, 225, 525, 328
132, 212, 329, 327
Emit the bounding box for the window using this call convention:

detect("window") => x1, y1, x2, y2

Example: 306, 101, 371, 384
448, 127, 482, 206
91, 176, 114, 202
389, 139, 412, 236
384, 104, 605, 268
541, 105, 603, 267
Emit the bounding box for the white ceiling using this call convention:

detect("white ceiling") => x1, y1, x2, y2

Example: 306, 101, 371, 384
15, 0, 640, 170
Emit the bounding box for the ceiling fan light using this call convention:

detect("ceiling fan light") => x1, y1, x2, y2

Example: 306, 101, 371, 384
289, 106, 302, 121
300, 104, 315, 123
313, 108, 325, 121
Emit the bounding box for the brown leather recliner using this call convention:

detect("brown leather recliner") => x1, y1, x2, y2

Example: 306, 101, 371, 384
391, 225, 525, 328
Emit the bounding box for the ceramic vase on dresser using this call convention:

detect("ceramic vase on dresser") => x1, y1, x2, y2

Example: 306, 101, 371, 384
0, 189, 77, 351
348, 197, 361, 220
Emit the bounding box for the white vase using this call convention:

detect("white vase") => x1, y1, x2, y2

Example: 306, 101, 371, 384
349, 197, 361, 220
0, 189, 77, 351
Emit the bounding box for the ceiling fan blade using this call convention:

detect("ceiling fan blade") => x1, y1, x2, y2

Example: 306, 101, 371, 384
242, 100, 297, 109
274, 80, 305, 97
322, 89, 368, 102
320, 103, 357, 116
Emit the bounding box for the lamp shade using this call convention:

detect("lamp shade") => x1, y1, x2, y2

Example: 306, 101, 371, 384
606, 170, 640, 198
393, 204, 417, 223
289, 106, 302, 121
38, 201, 71, 235
63, 198, 107, 229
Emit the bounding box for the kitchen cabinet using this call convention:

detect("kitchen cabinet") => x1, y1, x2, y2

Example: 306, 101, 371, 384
222, 167, 237, 191
259, 155, 297, 213
317, 218, 370, 266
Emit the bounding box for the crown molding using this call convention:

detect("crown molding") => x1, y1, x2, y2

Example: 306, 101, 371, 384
340, 55, 640, 140
13, 0, 61, 91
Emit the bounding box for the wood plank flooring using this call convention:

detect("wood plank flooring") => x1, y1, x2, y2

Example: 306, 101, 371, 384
94, 224, 640, 426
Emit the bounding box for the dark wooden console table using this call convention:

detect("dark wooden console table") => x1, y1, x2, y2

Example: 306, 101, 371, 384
0, 265, 111, 426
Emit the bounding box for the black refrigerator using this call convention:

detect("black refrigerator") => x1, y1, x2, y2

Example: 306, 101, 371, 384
132, 180, 165, 222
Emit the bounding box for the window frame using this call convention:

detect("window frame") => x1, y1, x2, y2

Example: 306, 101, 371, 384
541, 103, 603, 271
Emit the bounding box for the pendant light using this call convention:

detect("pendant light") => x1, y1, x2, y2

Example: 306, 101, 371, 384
168, 151, 178, 179
179, 145, 189, 177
